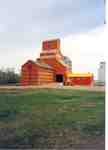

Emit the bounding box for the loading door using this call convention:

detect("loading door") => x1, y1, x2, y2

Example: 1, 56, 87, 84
56, 74, 63, 82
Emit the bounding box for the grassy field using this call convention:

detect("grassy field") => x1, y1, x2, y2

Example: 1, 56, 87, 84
0, 88, 105, 149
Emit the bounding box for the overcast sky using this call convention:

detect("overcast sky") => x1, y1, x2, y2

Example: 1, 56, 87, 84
0, 0, 106, 79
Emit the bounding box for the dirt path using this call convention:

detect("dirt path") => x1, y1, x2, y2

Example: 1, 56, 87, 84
0, 84, 105, 92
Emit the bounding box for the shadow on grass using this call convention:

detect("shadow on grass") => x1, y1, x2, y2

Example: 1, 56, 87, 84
0, 110, 17, 121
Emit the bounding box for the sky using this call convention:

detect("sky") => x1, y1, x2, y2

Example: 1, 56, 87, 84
0, 0, 106, 79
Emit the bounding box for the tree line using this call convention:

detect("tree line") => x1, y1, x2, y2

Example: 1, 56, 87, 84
0, 68, 20, 85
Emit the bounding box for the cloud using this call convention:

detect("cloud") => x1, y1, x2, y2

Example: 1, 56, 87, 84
0, 0, 104, 33
0, 0, 105, 48
61, 25, 107, 79
0, 0, 105, 78
0, 25, 106, 79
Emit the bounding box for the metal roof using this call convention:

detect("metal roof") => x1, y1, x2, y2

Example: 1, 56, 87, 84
68, 72, 93, 77
35, 61, 52, 69
25, 60, 52, 69
58, 59, 67, 67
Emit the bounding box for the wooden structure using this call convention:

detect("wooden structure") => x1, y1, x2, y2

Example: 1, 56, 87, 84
67, 73, 94, 86
20, 39, 94, 86
21, 60, 54, 86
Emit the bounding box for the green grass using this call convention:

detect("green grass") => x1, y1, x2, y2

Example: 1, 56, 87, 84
0, 88, 105, 147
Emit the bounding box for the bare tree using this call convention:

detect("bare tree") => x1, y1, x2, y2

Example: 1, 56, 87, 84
0, 68, 20, 85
